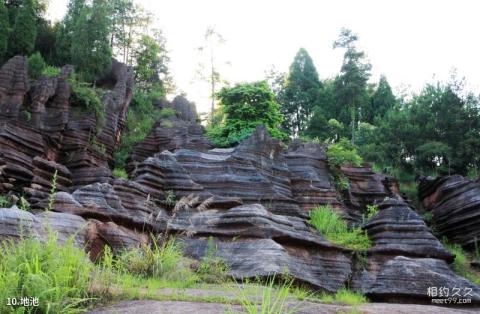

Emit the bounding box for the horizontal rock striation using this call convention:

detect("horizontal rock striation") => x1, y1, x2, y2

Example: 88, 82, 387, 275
352, 198, 480, 303
419, 175, 480, 247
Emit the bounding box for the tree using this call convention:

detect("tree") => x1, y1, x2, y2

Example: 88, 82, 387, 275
370, 75, 396, 121
206, 81, 286, 147
55, 0, 85, 64
9, 0, 37, 55
281, 48, 322, 137
0, 2, 9, 62
133, 32, 171, 92
333, 28, 371, 144
197, 26, 228, 117
71, 0, 112, 82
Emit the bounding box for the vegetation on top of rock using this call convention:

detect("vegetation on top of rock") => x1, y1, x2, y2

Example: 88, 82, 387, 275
442, 240, 480, 285
69, 77, 105, 125
327, 138, 363, 168
206, 81, 287, 147
309, 205, 371, 251
114, 87, 166, 169
27, 52, 46, 79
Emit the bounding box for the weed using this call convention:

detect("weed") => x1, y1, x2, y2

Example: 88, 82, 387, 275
197, 237, 229, 283
19, 196, 31, 211
0, 195, 13, 208
309, 205, 371, 251
333, 289, 368, 305
235, 276, 297, 314
113, 168, 129, 179
46, 170, 58, 212
159, 108, 176, 118
443, 240, 480, 285
164, 190, 176, 207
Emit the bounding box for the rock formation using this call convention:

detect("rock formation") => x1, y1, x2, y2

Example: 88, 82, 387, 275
0, 56, 479, 305
419, 175, 480, 248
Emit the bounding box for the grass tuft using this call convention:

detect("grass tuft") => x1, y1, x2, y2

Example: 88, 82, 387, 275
309, 205, 371, 251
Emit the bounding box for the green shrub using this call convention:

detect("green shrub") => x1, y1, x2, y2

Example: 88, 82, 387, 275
309, 205, 371, 251
161, 120, 173, 128
27, 52, 46, 79
365, 204, 378, 220
206, 81, 287, 147
113, 168, 128, 179
42, 65, 61, 77
327, 138, 363, 168
115, 239, 195, 283
197, 237, 229, 283
0, 234, 93, 313
70, 79, 105, 126
0, 195, 13, 208
114, 89, 163, 169
159, 107, 176, 118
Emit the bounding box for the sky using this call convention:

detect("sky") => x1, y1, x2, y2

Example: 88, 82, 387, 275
47, 0, 480, 114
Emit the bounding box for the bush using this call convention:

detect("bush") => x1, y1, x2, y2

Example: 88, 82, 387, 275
42, 65, 61, 77
0, 234, 93, 313
113, 168, 128, 179
27, 52, 46, 79
327, 138, 363, 168
159, 107, 176, 118
206, 81, 287, 147
115, 239, 196, 283
443, 241, 480, 285
309, 205, 371, 251
0, 195, 13, 208
114, 89, 163, 169
70, 79, 105, 125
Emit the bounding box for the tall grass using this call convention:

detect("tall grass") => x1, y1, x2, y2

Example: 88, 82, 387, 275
235, 276, 297, 314
443, 241, 480, 285
0, 233, 93, 313
309, 205, 371, 251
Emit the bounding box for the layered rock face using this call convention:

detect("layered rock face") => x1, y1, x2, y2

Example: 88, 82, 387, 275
1, 56, 479, 305
419, 175, 480, 247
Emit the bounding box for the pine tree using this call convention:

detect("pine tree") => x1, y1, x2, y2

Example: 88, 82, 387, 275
281, 48, 321, 137
55, 0, 85, 65
370, 75, 396, 120
10, 0, 37, 55
333, 28, 371, 144
71, 0, 112, 81
0, 2, 9, 62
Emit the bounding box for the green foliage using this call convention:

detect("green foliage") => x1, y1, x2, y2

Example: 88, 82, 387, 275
161, 120, 173, 128
333, 289, 369, 305
115, 239, 195, 283
42, 65, 61, 77
280, 48, 322, 136
333, 28, 371, 144
309, 205, 371, 251
0, 195, 13, 208
196, 237, 228, 284
0, 2, 9, 62
0, 234, 93, 313
71, 0, 112, 82
365, 204, 378, 220
115, 88, 165, 169
327, 138, 363, 168
9, 0, 37, 55
19, 196, 31, 211
206, 81, 287, 147
235, 276, 296, 314
164, 190, 176, 207
443, 241, 480, 285
70, 78, 105, 125
27, 52, 46, 79
159, 107, 176, 118
133, 34, 171, 91
113, 168, 128, 179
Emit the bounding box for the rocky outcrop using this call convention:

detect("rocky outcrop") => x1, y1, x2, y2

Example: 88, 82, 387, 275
351, 198, 480, 303
419, 175, 480, 247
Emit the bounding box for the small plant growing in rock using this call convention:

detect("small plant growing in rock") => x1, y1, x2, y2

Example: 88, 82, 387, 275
113, 168, 128, 179
164, 190, 176, 207
19, 196, 31, 211
46, 170, 58, 211
196, 236, 229, 283
0, 195, 12, 208
159, 107, 176, 118
309, 205, 371, 251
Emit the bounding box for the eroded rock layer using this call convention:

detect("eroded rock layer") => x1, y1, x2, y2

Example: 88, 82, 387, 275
419, 175, 480, 247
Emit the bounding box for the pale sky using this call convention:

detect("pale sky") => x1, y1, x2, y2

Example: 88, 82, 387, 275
47, 0, 480, 114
